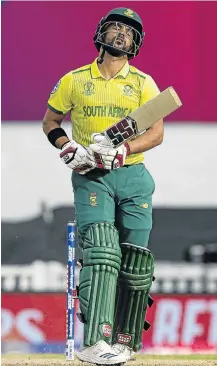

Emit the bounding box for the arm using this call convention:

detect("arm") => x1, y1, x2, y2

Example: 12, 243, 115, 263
128, 119, 164, 154
43, 74, 73, 149
42, 108, 69, 149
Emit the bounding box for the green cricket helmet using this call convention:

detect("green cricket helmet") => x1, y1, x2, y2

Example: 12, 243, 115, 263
93, 8, 145, 60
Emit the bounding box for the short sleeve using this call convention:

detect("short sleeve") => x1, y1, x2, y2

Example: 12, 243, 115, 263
140, 75, 160, 106
47, 72, 73, 114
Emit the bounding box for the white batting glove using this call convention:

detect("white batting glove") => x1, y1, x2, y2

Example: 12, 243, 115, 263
60, 140, 96, 174
91, 133, 111, 146
89, 134, 131, 170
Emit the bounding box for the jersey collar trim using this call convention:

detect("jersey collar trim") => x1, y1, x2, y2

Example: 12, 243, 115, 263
91, 58, 130, 79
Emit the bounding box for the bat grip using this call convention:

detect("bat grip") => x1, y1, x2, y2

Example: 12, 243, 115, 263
91, 133, 112, 147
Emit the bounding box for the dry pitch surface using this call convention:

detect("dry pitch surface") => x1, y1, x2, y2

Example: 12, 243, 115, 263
2, 354, 217, 366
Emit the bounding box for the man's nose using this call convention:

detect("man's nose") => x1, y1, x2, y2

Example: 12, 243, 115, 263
119, 25, 127, 33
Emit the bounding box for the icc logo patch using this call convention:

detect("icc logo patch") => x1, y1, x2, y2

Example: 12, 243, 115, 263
51, 80, 61, 94
84, 82, 95, 96
123, 85, 133, 96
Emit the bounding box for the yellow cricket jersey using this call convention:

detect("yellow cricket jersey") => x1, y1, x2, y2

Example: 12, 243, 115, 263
47, 58, 160, 165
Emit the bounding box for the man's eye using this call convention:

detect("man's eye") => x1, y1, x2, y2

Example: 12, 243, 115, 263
126, 28, 132, 35
115, 23, 121, 29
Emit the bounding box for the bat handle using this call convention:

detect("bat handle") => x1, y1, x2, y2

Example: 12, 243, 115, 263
91, 133, 112, 146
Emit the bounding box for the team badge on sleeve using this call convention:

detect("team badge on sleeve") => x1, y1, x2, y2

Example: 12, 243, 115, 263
51, 80, 61, 94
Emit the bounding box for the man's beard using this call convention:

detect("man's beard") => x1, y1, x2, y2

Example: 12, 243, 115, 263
104, 36, 131, 57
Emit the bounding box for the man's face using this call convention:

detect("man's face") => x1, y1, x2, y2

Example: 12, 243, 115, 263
104, 22, 134, 52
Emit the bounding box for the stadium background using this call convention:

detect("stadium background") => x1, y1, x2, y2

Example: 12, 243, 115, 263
2, 1, 217, 355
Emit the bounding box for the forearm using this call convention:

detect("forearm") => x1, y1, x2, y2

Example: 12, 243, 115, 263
43, 120, 69, 149
128, 119, 164, 154
43, 109, 69, 149
43, 119, 61, 135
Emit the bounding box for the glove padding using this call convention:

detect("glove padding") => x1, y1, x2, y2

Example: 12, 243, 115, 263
60, 140, 95, 174
90, 133, 131, 170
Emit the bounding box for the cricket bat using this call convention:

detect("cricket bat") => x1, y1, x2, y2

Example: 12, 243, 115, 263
102, 87, 182, 147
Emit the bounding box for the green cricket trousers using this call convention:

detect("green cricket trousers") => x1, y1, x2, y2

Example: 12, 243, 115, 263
71, 163, 155, 247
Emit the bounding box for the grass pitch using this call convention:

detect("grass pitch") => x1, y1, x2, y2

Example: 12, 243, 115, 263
2, 354, 217, 366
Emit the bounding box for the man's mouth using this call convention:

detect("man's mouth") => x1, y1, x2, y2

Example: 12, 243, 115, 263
116, 39, 124, 45
116, 34, 124, 41
114, 35, 125, 46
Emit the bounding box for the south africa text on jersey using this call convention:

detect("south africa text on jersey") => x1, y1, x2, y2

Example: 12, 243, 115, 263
83, 106, 133, 118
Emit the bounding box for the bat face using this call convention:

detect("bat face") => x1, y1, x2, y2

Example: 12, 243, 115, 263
129, 86, 182, 134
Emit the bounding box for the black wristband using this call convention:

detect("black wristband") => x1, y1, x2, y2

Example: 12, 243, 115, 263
47, 128, 68, 148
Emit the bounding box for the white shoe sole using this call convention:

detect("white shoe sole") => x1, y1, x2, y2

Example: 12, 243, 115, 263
77, 351, 126, 365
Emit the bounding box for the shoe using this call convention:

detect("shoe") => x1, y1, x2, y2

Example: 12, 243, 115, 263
112, 343, 135, 361
77, 340, 127, 364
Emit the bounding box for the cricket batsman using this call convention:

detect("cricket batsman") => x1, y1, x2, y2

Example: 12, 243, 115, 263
43, 7, 163, 364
